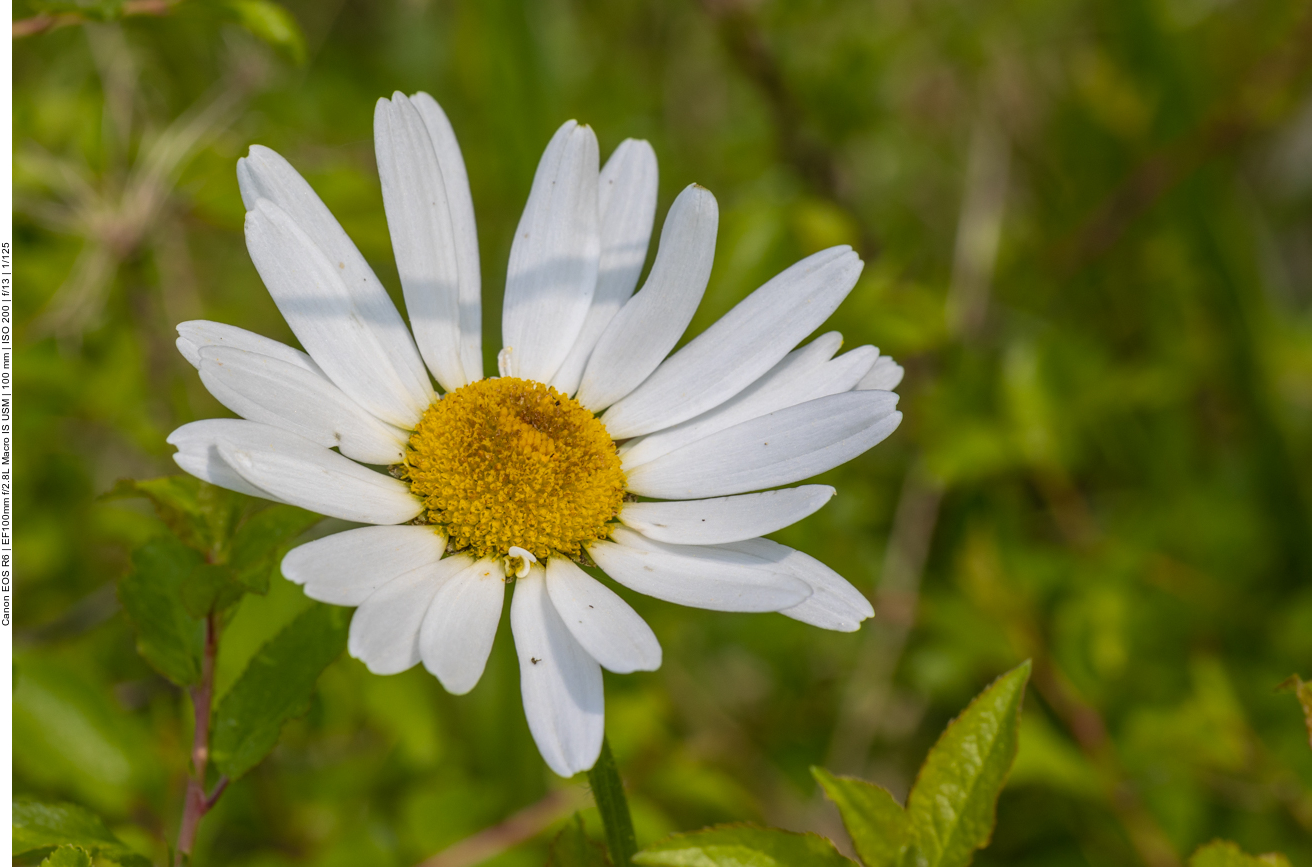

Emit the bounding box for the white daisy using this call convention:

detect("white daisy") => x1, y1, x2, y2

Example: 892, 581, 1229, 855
168, 91, 904, 777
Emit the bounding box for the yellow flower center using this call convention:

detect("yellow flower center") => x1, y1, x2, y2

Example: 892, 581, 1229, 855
401, 377, 626, 561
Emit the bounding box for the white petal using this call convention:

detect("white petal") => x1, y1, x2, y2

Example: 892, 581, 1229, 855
857, 355, 904, 391
281, 525, 447, 606
410, 92, 483, 383
588, 527, 810, 613
510, 567, 604, 777
619, 485, 834, 546
209, 422, 421, 524
176, 320, 319, 373
376, 94, 475, 392
719, 538, 873, 631
601, 247, 864, 438
501, 122, 600, 385
199, 346, 408, 464
626, 391, 902, 500
348, 555, 470, 675
167, 419, 283, 500
239, 148, 434, 425
545, 557, 661, 674
419, 556, 505, 694
621, 335, 876, 469
550, 140, 659, 396
575, 184, 718, 411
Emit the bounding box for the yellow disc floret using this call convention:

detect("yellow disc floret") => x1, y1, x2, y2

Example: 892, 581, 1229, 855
400, 377, 626, 561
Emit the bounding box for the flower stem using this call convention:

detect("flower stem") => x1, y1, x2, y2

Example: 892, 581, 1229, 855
587, 737, 637, 867
175, 611, 223, 865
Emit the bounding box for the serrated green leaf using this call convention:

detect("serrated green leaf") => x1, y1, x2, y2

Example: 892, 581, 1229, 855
40, 846, 93, 867
211, 603, 349, 779
225, 0, 307, 64
117, 536, 206, 686
548, 814, 611, 867
12, 797, 150, 867
228, 504, 320, 594
905, 660, 1031, 867
813, 767, 913, 867
634, 824, 856, 867
1189, 840, 1292, 867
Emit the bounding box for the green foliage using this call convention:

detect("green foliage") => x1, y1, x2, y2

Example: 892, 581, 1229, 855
812, 772, 910, 867
172, 503, 319, 615
19, 0, 307, 65
40, 847, 93, 867
226, 504, 321, 594
104, 477, 240, 561
633, 825, 855, 867
814, 661, 1031, 867
222, 0, 307, 65
117, 535, 207, 686
112, 478, 318, 659
548, 815, 612, 867
180, 562, 243, 618
12, 797, 151, 867
14, 0, 1312, 863
631, 661, 1029, 867
904, 661, 1030, 866
106, 478, 316, 593
210, 603, 350, 779
1188, 840, 1292, 867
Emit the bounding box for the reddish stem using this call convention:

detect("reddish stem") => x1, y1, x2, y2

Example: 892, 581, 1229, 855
175, 612, 222, 865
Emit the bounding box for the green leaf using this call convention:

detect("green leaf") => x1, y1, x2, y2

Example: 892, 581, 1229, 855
104, 476, 242, 558
225, 0, 308, 64
228, 504, 320, 594
211, 603, 349, 779
105, 479, 315, 590
40, 846, 93, 867
1189, 840, 1292, 867
117, 535, 206, 686
13, 797, 119, 854
813, 767, 913, 867
905, 660, 1031, 867
634, 824, 856, 867
181, 562, 245, 617
1276, 674, 1312, 751
548, 814, 611, 867
12, 797, 150, 867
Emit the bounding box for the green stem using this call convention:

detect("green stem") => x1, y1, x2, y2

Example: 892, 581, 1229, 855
587, 737, 637, 867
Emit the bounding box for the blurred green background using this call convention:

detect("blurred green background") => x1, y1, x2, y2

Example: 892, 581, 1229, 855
12, 0, 1312, 864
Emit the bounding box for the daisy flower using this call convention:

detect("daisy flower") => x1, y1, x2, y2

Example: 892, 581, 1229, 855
168, 91, 904, 777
